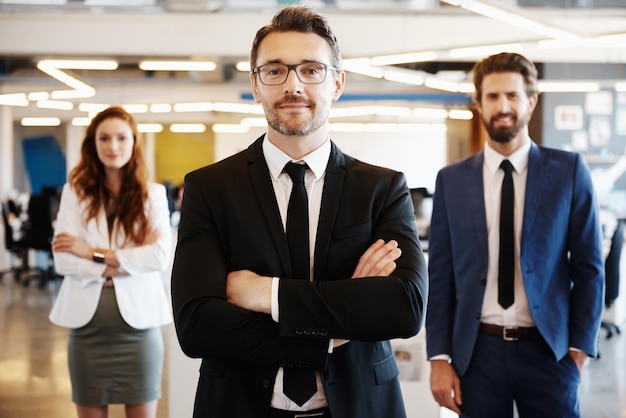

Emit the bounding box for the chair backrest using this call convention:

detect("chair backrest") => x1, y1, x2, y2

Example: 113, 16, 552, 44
605, 219, 624, 308
22, 194, 54, 252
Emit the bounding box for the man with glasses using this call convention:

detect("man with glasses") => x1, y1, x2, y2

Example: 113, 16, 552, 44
171, 5, 427, 418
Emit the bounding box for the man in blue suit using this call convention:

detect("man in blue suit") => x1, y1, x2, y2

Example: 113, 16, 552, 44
426, 52, 605, 418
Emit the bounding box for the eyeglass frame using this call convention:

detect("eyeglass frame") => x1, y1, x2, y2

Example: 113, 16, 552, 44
252, 62, 340, 86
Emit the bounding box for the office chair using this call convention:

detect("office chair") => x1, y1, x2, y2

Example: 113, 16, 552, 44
601, 219, 623, 339
20, 193, 60, 288
0, 202, 28, 282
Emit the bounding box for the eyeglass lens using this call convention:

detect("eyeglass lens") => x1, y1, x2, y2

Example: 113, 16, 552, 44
257, 63, 329, 85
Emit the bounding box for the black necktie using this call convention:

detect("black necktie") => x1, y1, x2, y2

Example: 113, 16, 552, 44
282, 161, 316, 406
498, 159, 515, 309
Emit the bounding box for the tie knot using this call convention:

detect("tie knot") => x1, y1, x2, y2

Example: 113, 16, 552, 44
285, 162, 308, 184
500, 159, 514, 175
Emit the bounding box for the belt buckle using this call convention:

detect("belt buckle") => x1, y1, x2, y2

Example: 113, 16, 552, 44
503, 326, 518, 341
295, 413, 324, 418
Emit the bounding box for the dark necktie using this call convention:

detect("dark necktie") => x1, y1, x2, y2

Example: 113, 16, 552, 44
498, 159, 515, 309
282, 161, 316, 406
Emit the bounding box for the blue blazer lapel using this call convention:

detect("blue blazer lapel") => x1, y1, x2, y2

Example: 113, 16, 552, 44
465, 153, 489, 268
521, 143, 548, 245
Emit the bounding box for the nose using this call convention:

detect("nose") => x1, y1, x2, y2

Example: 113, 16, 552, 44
497, 96, 511, 112
282, 68, 303, 93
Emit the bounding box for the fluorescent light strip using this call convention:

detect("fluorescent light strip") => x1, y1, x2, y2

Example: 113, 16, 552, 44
440, 0, 579, 41
79, 103, 110, 113
27, 92, 49, 101
150, 103, 172, 113
538, 81, 600, 93
21, 117, 61, 126
615, 82, 626, 92
0, 93, 29, 106
170, 124, 206, 133
139, 61, 216, 71
449, 43, 524, 59
449, 109, 474, 120
122, 104, 149, 113
72, 117, 91, 126
173, 102, 214, 112
383, 69, 424, 86
138, 123, 163, 133
212, 124, 249, 134
371, 51, 437, 66
37, 100, 73, 110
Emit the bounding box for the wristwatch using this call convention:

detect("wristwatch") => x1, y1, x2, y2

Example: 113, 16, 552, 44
92, 250, 106, 264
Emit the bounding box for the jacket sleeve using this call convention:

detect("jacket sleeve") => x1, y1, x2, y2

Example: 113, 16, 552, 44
115, 183, 173, 275
52, 183, 107, 279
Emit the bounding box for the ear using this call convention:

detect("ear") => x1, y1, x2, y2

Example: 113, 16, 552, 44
528, 93, 538, 113
250, 74, 261, 103
332, 70, 346, 102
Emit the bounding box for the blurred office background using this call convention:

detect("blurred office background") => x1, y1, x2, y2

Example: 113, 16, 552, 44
1, 1, 625, 417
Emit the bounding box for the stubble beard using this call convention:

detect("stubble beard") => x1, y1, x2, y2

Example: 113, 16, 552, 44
266, 98, 325, 136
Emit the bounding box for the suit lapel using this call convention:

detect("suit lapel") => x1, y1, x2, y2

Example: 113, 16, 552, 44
246, 137, 292, 276
521, 143, 548, 244
313, 142, 345, 282
465, 153, 489, 267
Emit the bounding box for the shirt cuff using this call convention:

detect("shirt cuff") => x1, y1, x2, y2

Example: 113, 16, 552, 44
271, 276, 280, 322
428, 354, 451, 362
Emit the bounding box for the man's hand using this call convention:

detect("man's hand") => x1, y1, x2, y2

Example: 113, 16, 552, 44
569, 349, 588, 374
430, 360, 462, 415
226, 270, 272, 314
352, 239, 401, 278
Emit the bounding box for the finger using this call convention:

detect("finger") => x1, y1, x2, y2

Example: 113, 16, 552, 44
368, 246, 401, 276
356, 240, 398, 277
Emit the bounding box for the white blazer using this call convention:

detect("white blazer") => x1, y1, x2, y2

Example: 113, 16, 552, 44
49, 182, 173, 330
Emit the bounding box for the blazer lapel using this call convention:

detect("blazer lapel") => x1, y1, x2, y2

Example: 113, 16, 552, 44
313, 142, 345, 282
465, 153, 489, 267
246, 137, 292, 276
521, 143, 548, 244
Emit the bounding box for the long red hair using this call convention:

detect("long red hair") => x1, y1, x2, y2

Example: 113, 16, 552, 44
68, 106, 149, 245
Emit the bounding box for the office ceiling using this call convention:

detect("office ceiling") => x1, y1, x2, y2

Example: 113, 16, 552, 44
1, 0, 625, 124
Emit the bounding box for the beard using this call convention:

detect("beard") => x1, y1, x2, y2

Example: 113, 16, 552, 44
483, 111, 531, 144
265, 96, 326, 136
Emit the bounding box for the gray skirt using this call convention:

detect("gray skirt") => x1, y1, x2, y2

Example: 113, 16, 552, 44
68, 286, 163, 406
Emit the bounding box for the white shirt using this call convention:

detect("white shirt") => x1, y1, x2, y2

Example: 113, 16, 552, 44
263, 135, 331, 411
481, 140, 534, 327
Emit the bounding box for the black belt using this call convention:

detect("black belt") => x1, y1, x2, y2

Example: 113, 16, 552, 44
269, 407, 330, 418
479, 323, 540, 341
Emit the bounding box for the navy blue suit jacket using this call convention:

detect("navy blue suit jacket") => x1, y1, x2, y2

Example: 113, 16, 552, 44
426, 143, 605, 376
171, 137, 428, 418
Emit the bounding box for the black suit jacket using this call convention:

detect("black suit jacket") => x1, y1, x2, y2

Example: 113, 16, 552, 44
171, 137, 428, 418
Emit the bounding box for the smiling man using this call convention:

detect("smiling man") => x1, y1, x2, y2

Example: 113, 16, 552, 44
170, 6, 428, 418
426, 52, 605, 418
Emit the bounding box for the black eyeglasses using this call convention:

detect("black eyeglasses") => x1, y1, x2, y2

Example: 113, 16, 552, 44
252, 62, 339, 86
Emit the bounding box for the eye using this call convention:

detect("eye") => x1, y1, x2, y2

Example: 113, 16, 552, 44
263, 65, 287, 77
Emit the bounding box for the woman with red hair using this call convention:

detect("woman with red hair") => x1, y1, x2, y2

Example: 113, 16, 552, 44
49, 106, 172, 418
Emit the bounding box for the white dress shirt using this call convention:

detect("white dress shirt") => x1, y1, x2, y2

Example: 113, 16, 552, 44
481, 140, 535, 327
263, 136, 331, 411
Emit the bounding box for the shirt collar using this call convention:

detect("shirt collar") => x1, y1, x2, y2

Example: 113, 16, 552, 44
484, 140, 531, 175
263, 134, 331, 181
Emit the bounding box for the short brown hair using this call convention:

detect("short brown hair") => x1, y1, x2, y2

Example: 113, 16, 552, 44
249, 5, 342, 71
472, 52, 538, 103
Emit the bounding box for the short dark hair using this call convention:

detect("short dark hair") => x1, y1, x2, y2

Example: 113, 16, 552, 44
249, 5, 342, 71
472, 52, 538, 103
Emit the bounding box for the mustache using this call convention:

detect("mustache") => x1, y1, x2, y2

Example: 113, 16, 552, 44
275, 96, 310, 107
491, 112, 516, 122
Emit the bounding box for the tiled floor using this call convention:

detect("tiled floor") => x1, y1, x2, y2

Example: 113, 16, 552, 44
0, 271, 624, 418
